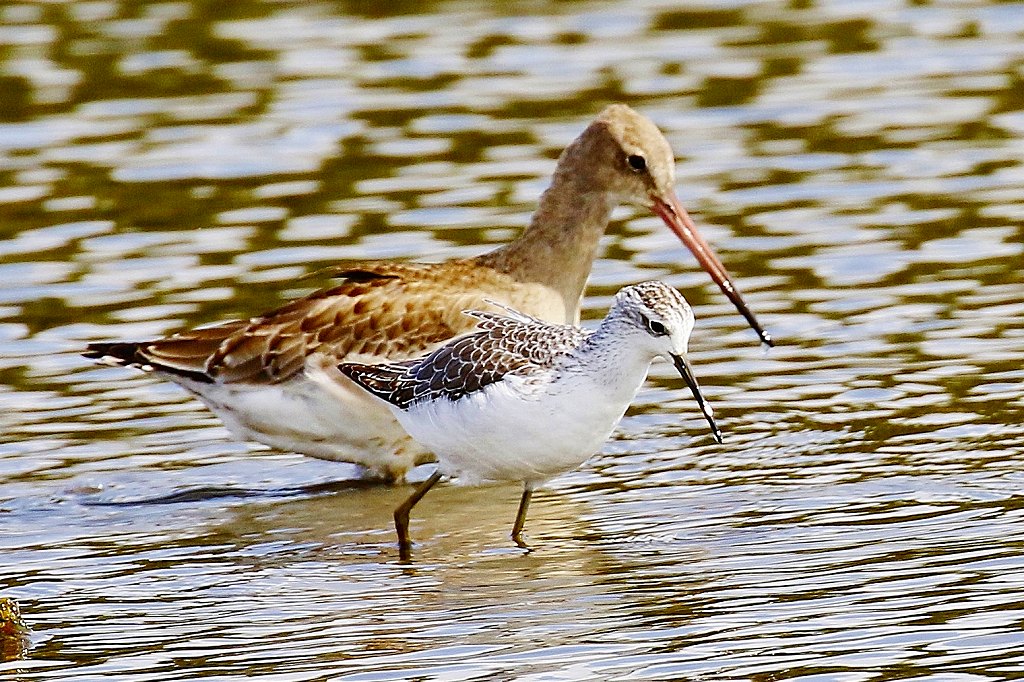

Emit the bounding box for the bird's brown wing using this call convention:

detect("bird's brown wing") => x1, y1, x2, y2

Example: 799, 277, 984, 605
88, 261, 559, 385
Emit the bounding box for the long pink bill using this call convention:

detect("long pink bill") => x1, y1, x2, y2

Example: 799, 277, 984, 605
653, 190, 773, 347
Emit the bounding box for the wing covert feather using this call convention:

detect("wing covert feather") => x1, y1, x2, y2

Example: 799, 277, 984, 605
339, 313, 587, 409
124, 261, 562, 385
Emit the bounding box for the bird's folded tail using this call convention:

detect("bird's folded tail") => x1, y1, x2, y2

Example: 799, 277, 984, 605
84, 341, 149, 368
84, 340, 216, 384
83, 319, 251, 385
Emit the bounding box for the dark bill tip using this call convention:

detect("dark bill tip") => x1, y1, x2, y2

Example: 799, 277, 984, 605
652, 192, 775, 347
671, 354, 723, 444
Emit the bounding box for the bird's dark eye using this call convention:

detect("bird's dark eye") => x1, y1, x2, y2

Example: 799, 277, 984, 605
627, 154, 647, 173
645, 318, 667, 336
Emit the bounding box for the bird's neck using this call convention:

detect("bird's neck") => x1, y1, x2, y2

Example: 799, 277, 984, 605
476, 148, 615, 321
573, 320, 655, 399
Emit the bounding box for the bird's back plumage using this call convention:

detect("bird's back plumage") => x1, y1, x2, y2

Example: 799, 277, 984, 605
339, 311, 587, 410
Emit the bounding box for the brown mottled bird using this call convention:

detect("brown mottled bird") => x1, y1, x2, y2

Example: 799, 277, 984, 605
85, 104, 769, 482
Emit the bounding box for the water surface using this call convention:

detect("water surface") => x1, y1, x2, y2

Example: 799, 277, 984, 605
1, 0, 1023, 679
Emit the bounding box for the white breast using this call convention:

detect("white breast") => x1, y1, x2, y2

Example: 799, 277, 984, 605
393, 360, 651, 485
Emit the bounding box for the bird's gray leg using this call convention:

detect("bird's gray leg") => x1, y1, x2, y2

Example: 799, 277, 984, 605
394, 470, 442, 558
511, 483, 534, 549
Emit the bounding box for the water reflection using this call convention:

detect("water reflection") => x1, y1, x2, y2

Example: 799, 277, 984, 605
2, 0, 1023, 679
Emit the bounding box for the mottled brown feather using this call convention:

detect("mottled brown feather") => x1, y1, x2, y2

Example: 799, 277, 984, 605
104, 261, 559, 385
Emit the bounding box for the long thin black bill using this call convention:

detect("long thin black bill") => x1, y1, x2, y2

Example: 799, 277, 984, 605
672, 354, 723, 444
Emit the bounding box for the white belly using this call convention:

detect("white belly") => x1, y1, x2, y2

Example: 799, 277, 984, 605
394, 369, 645, 485
176, 356, 430, 482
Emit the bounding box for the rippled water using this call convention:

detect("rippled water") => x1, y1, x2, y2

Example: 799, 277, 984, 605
2, 0, 1023, 679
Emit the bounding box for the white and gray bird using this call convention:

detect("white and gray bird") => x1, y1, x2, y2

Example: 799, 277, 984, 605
339, 280, 721, 555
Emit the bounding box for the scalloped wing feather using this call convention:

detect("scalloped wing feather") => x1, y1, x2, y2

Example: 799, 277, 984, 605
340, 313, 588, 410
118, 260, 565, 385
